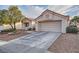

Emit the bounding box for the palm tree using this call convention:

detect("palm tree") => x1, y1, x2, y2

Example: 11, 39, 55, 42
0, 9, 14, 29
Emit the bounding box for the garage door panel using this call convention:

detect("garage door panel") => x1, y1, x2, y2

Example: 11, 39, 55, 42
39, 21, 61, 32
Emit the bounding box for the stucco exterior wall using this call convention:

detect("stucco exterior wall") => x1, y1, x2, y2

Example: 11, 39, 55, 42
36, 20, 68, 33
35, 10, 69, 33
3, 22, 23, 29
3, 21, 33, 30
37, 14, 65, 21
61, 19, 68, 33
22, 21, 32, 30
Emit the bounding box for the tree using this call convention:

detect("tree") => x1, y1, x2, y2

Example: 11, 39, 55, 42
70, 16, 79, 26
8, 6, 22, 30
0, 10, 3, 25
0, 9, 9, 25
0, 6, 26, 31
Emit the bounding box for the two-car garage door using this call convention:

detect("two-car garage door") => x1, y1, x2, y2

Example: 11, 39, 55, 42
38, 21, 61, 32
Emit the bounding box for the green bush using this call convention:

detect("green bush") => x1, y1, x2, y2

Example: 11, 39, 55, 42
27, 28, 32, 31
32, 27, 35, 30
27, 27, 35, 31
66, 25, 79, 33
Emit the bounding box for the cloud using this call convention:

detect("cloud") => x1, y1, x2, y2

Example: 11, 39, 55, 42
48, 5, 73, 14
19, 5, 46, 18
0, 5, 9, 10
64, 5, 79, 16
20, 5, 73, 18
1, 5, 79, 18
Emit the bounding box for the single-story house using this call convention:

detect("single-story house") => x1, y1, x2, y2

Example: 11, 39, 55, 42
21, 18, 34, 30
35, 9, 69, 33
0, 17, 34, 31
0, 9, 69, 33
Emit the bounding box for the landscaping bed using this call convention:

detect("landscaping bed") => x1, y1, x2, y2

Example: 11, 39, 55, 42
0, 30, 29, 41
48, 33, 79, 53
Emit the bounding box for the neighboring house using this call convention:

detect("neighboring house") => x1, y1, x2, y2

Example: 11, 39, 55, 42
22, 18, 34, 30
3, 17, 33, 30
35, 9, 69, 33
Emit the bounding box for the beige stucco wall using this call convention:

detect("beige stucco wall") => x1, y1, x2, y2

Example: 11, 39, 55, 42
35, 12, 69, 33
22, 21, 32, 30
61, 19, 68, 33
3, 22, 23, 29
3, 20, 33, 30
3, 22, 33, 30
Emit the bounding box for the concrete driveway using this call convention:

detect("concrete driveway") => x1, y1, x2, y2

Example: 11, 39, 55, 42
0, 32, 61, 53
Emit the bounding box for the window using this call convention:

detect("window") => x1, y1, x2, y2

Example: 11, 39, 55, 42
25, 22, 29, 27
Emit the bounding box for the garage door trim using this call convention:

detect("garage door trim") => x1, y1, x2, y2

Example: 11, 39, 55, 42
38, 21, 62, 32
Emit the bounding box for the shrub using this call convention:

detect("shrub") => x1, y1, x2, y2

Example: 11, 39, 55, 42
1, 29, 15, 33
27, 28, 32, 31
66, 25, 79, 33
32, 27, 35, 30
27, 27, 35, 31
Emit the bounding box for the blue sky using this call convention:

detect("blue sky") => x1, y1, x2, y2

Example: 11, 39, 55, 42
0, 5, 79, 18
